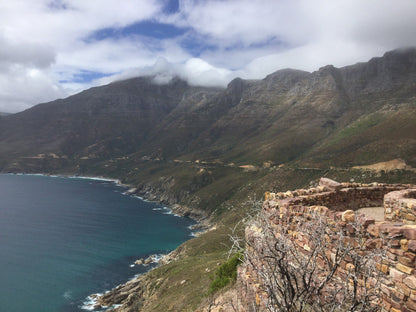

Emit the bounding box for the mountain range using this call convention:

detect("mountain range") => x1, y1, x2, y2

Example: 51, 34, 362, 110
1, 48, 415, 174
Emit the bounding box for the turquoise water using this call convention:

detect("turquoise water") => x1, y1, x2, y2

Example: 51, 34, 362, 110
0, 174, 194, 312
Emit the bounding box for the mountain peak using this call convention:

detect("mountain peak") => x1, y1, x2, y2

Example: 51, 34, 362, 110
264, 68, 310, 82
382, 46, 416, 58
336, 47, 416, 96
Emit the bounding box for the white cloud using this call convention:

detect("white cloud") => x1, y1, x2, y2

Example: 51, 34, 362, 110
0, 0, 161, 45
176, 0, 416, 83
168, 0, 309, 48
1, 0, 416, 112
0, 35, 55, 70
180, 58, 232, 86
96, 57, 233, 88
0, 31, 65, 113
172, 0, 416, 73
0, 65, 66, 113
55, 35, 194, 95
0, 0, 163, 112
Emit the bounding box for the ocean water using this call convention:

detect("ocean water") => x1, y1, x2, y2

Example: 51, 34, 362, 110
0, 174, 195, 312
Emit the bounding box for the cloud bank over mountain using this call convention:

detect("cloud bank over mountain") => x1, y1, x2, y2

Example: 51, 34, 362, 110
1, 0, 416, 112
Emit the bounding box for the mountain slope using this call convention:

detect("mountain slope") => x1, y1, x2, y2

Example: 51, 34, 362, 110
0, 77, 221, 160
158, 48, 416, 166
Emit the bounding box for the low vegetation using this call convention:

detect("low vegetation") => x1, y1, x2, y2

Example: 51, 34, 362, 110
208, 252, 243, 294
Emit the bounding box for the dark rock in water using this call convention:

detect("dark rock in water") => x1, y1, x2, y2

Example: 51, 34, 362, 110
134, 259, 144, 265
98, 277, 145, 310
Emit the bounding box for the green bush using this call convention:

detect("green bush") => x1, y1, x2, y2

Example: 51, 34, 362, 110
208, 252, 243, 294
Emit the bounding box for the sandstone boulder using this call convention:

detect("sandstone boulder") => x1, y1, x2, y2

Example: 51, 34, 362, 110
342, 210, 355, 222
319, 178, 342, 191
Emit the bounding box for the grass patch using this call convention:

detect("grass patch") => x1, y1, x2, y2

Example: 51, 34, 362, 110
327, 113, 385, 145
208, 252, 243, 294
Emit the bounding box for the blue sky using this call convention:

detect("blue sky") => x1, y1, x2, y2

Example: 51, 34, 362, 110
1, 0, 416, 112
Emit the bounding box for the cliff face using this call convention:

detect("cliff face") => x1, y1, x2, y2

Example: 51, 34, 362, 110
191, 48, 416, 166
340, 48, 416, 95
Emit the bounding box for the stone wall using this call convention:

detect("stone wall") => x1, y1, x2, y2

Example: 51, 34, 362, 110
385, 189, 416, 223
239, 178, 416, 312
266, 178, 411, 212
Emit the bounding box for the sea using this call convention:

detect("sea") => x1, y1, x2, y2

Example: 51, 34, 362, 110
0, 174, 195, 312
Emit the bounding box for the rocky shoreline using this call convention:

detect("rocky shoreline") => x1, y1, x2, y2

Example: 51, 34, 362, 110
132, 182, 208, 222
83, 217, 217, 311
84, 250, 180, 311
82, 177, 211, 311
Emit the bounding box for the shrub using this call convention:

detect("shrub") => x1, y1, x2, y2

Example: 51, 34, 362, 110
208, 252, 243, 294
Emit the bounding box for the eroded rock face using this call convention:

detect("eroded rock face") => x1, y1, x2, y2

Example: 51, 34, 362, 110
319, 177, 342, 191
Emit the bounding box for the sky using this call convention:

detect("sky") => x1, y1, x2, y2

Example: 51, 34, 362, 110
1, 0, 416, 113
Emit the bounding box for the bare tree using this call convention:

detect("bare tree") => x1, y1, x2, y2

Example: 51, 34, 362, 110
235, 208, 387, 312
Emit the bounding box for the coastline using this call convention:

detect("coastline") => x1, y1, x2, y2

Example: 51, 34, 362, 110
5, 172, 123, 186
2, 172, 210, 311
83, 249, 180, 311
5, 172, 208, 223
4, 172, 210, 232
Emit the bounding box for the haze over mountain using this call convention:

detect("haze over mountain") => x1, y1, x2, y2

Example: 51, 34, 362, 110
1, 47, 415, 173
